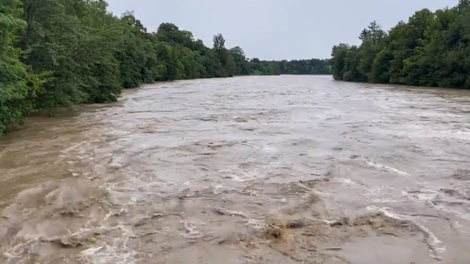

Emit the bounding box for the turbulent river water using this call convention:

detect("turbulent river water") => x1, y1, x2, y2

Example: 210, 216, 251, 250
1, 75, 470, 264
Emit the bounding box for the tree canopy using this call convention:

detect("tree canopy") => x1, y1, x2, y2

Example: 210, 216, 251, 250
331, 1, 470, 88
0, 0, 331, 135
278, 59, 331, 75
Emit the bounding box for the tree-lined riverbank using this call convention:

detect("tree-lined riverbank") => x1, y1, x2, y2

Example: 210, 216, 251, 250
331, 0, 470, 89
0, 0, 330, 135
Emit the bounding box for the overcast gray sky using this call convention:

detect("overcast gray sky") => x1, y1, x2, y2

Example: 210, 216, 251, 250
107, 0, 457, 60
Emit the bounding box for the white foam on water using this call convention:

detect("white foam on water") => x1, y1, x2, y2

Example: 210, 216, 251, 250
364, 160, 409, 176
183, 177, 209, 185
434, 203, 470, 221
180, 220, 200, 238
3, 239, 36, 262
366, 205, 446, 259
334, 178, 357, 185
3, 223, 137, 264
229, 169, 260, 182
371, 197, 399, 203
78, 222, 139, 264
80, 244, 136, 264
402, 187, 470, 220
364, 186, 400, 203
245, 218, 265, 230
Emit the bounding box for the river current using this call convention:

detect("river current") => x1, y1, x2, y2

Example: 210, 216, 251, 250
1, 75, 470, 264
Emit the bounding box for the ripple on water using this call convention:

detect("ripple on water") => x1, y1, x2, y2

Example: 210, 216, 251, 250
1, 76, 470, 263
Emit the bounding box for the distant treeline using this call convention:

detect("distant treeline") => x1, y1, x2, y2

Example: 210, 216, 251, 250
234, 58, 332, 76
279, 59, 331, 75
0, 0, 328, 135
331, 0, 470, 88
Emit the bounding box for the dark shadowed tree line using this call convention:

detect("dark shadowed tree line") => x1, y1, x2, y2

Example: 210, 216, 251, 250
331, 0, 470, 89
278, 59, 331, 75
1, 0, 330, 135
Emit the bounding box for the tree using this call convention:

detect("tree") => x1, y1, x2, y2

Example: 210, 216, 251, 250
212, 33, 234, 77
359, 21, 385, 43
0, 0, 37, 134
0, 0, 326, 135
330, 2, 470, 89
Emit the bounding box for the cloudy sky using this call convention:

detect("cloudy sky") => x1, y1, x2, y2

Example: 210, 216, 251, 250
107, 0, 457, 60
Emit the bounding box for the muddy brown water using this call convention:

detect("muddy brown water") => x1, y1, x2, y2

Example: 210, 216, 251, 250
1, 75, 470, 264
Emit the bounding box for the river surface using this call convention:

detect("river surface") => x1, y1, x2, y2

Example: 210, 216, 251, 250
1, 75, 470, 264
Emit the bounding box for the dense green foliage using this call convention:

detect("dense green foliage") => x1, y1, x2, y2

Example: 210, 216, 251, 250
0, 1, 26, 133
331, 1, 470, 88
1, 0, 317, 135
278, 59, 331, 75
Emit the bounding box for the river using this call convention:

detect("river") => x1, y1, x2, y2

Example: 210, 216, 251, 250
1, 75, 470, 264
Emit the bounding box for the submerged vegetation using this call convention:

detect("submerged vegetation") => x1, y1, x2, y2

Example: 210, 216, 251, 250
331, 0, 470, 88
0, 0, 330, 135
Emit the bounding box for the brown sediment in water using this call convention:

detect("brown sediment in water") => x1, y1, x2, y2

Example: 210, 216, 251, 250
1, 76, 470, 263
